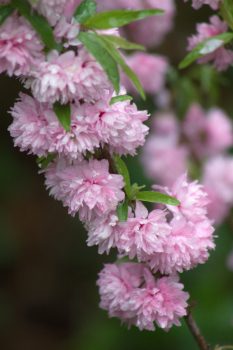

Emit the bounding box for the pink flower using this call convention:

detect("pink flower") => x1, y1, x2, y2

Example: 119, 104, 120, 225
54, 17, 80, 47
185, 0, 221, 9
203, 185, 229, 225
30, 0, 68, 26
116, 202, 171, 261
127, 0, 176, 48
142, 136, 188, 186
202, 156, 233, 204
44, 158, 125, 220
149, 215, 215, 273
97, 263, 189, 331
183, 104, 233, 158
0, 14, 44, 77
26, 49, 111, 104
97, 262, 144, 322
86, 211, 119, 254
8, 94, 101, 159
188, 16, 233, 71
123, 53, 168, 95
167, 173, 209, 222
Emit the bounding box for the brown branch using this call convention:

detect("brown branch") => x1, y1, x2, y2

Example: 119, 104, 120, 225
185, 310, 211, 350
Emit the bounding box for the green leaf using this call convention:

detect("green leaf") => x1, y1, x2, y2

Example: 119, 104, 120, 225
53, 102, 71, 132
117, 201, 128, 222
84, 9, 163, 29
98, 34, 145, 51
98, 35, 145, 99
74, 0, 97, 24
0, 4, 14, 26
179, 32, 233, 69
135, 191, 180, 206
110, 95, 133, 105
220, 0, 233, 30
78, 31, 120, 93
37, 154, 56, 169
11, 0, 60, 51
113, 155, 131, 198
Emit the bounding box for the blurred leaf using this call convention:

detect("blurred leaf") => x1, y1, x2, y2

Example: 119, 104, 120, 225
179, 32, 233, 69
74, 0, 97, 24
113, 155, 131, 198
53, 102, 71, 132
79, 31, 120, 93
176, 77, 199, 118
99, 34, 145, 51
0, 4, 14, 26
220, 0, 233, 30
136, 191, 180, 206
110, 95, 133, 105
11, 0, 60, 51
98, 35, 145, 99
117, 201, 128, 222
84, 9, 163, 29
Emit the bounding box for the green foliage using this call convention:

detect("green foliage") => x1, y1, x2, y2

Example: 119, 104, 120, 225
36, 154, 56, 169
110, 95, 133, 105
179, 32, 233, 69
98, 35, 145, 99
84, 9, 163, 29
136, 191, 180, 206
117, 201, 128, 222
74, 0, 97, 24
220, 0, 233, 30
0, 4, 14, 26
113, 155, 132, 198
79, 31, 120, 93
98, 35, 145, 51
11, 0, 60, 51
53, 102, 71, 132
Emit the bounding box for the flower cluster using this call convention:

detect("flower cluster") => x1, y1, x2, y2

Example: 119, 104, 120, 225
2, 0, 216, 333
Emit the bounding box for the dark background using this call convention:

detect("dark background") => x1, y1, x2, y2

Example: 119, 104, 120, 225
0, 2, 233, 350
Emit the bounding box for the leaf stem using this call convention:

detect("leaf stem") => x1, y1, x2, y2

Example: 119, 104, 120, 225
185, 310, 211, 350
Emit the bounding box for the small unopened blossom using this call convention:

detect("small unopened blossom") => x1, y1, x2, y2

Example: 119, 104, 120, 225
184, 0, 221, 9
123, 53, 168, 95
183, 104, 233, 158
44, 158, 125, 220
26, 48, 111, 104
97, 263, 189, 331
188, 16, 233, 71
0, 15, 44, 77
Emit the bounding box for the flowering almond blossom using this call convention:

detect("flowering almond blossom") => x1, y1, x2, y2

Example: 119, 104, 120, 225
185, 0, 221, 9
188, 16, 233, 71
44, 158, 125, 220
0, 15, 44, 77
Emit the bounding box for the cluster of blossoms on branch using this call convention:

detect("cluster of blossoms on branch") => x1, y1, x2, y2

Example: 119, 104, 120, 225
1, 0, 216, 332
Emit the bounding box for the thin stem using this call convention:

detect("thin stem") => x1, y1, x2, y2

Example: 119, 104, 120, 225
185, 310, 211, 350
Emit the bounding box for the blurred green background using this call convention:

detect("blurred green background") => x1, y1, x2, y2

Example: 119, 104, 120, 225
0, 2, 233, 350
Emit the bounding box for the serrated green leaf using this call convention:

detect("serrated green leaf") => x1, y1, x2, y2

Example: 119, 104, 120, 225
113, 155, 131, 198
37, 153, 56, 169
220, 0, 233, 30
99, 34, 145, 51
84, 9, 163, 29
179, 32, 233, 69
110, 95, 133, 105
0, 4, 14, 26
117, 201, 128, 222
98, 35, 145, 99
135, 191, 180, 206
78, 31, 120, 93
74, 0, 97, 24
53, 102, 71, 132
11, 0, 60, 51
